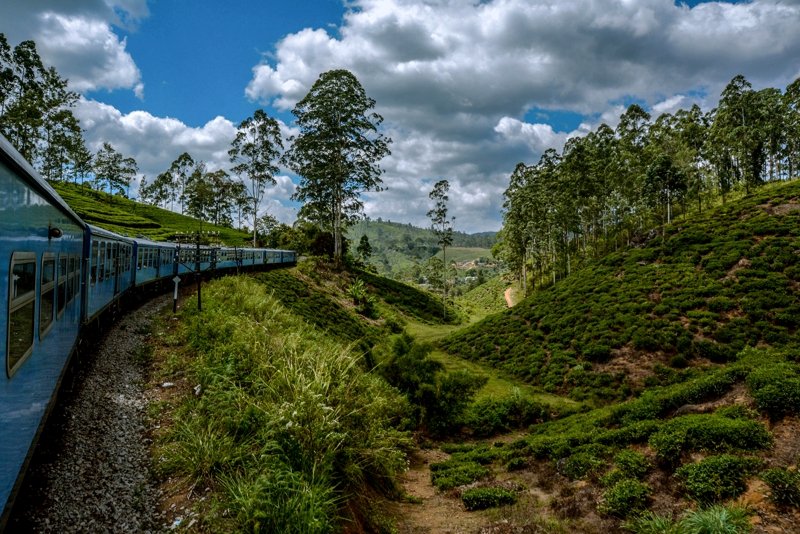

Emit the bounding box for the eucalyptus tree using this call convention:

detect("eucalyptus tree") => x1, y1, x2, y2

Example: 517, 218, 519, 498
284, 69, 391, 266
168, 152, 196, 214
428, 179, 454, 317
229, 109, 283, 247
92, 142, 138, 197
0, 35, 83, 176
501, 163, 534, 293
786, 78, 800, 179
230, 179, 253, 230
615, 104, 652, 245
643, 153, 687, 229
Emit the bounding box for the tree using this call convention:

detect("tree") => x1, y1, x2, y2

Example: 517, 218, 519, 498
169, 152, 196, 213
230, 179, 252, 230
0, 35, 83, 177
428, 179, 454, 319
643, 153, 687, 229
356, 234, 373, 262
229, 109, 283, 247
92, 142, 137, 197
256, 212, 279, 243
284, 69, 391, 266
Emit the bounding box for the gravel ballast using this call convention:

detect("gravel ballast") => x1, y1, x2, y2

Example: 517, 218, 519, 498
8, 295, 169, 533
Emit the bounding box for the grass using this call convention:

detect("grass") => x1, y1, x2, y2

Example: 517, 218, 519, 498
404, 319, 579, 410
152, 276, 412, 532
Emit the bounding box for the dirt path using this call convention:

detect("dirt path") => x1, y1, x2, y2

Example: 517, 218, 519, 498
504, 286, 514, 308
392, 449, 489, 534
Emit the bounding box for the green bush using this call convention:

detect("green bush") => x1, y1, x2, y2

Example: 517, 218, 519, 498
746, 364, 800, 419
461, 487, 518, 511
761, 467, 800, 507
676, 455, 761, 503
464, 390, 547, 437
614, 449, 651, 479
559, 451, 605, 480
430, 461, 490, 490
598, 479, 650, 518
648, 414, 771, 464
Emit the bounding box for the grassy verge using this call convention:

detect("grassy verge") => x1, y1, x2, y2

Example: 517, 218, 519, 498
151, 276, 411, 532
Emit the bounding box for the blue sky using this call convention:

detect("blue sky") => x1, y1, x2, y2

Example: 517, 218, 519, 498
97, 1, 345, 126
2, 0, 799, 232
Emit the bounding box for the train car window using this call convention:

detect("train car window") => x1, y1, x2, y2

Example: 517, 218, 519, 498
111, 243, 118, 277
137, 246, 143, 270
91, 241, 99, 285
57, 256, 68, 318
39, 253, 55, 338
104, 241, 112, 279
67, 256, 76, 303
98, 241, 106, 282
8, 252, 37, 376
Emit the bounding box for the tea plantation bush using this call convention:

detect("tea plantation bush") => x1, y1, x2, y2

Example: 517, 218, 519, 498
761, 467, 800, 507
461, 487, 517, 511
598, 479, 650, 517
648, 414, 771, 465
676, 455, 761, 503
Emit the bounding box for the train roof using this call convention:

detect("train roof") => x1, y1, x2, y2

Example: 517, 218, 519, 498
131, 236, 177, 248
0, 134, 86, 230
87, 224, 135, 243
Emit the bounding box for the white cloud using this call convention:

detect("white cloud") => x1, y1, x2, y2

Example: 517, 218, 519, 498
75, 99, 298, 222
0, 0, 145, 97
242, 0, 800, 231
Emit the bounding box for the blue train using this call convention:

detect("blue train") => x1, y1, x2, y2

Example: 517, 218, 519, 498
0, 134, 295, 527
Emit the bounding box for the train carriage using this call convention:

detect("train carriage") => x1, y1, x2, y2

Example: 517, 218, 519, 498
0, 136, 85, 527
132, 238, 177, 287
83, 225, 135, 323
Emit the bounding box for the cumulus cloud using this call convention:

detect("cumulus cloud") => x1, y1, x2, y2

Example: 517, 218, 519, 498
74, 99, 298, 223
243, 0, 800, 231
0, 0, 146, 97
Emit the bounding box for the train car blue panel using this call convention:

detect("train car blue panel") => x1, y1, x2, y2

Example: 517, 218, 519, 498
133, 239, 176, 286
0, 136, 85, 524
84, 225, 134, 322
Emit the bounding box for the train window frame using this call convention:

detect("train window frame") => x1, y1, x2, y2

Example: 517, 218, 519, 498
91, 241, 98, 286
67, 255, 77, 304
7, 252, 37, 378
98, 241, 106, 282
57, 255, 68, 319
39, 252, 56, 339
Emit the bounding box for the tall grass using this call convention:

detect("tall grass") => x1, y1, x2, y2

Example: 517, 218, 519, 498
157, 276, 411, 531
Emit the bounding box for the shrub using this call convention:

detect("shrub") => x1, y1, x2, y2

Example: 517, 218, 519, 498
746, 364, 800, 419
676, 455, 761, 503
464, 390, 547, 437
430, 461, 490, 491
614, 449, 651, 480
461, 487, 518, 511
648, 414, 771, 465
760, 467, 800, 507
598, 479, 650, 518
559, 451, 605, 480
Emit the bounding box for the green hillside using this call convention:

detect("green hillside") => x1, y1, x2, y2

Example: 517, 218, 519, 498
347, 219, 498, 279
426, 181, 800, 531
51, 181, 253, 245
443, 180, 800, 403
